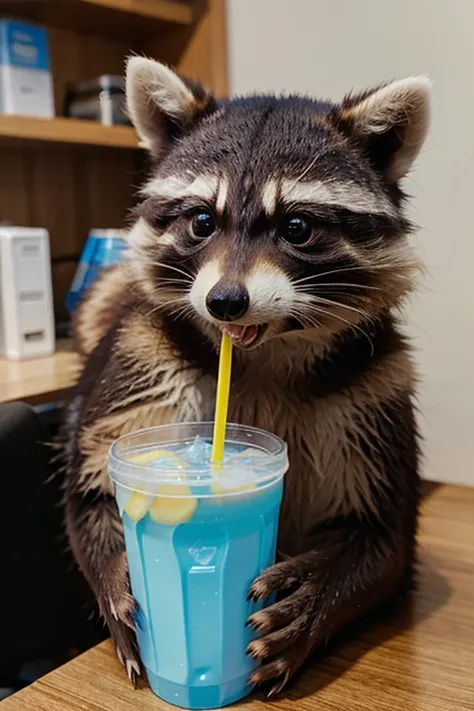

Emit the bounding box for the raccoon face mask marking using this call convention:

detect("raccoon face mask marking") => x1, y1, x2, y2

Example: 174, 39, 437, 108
126, 57, 431, 350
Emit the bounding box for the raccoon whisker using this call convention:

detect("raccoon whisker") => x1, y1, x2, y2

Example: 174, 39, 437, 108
143, 303, 162, 319
168, 302, 196, 321
303, 300, 364, 325
297, 317, 323, 330
144, 294, 189, 318
288, 302, 327, 327
131, 274, 191, 292
288, 310, 324, 329
154, 274, 195, 288
156, 279, 193, 290
293, 289, 377, 308
306, 295, 373, 322
151, 260, 197, 281
287, 307, 319, 327
290, 269, 371, 286
154, 292, 194, 314
290, 264, 394, 286
157, 276, 194, 285
297, 289, 374, 304
305, 294, 375, 312
153, 286, 187, 298
156, 296, 188, 308
176, 305, 196, 319
157, 277, 193, 286
301, 302, 375, 356
292, 280, 381, 292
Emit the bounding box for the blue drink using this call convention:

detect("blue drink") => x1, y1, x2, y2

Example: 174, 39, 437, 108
109, 423, 288, 710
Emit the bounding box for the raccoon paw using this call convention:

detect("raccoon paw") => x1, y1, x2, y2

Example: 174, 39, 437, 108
109, 615, 143, 686
246, 561, 318, 695
98, 551, 143, 685
99, 550, 135, 629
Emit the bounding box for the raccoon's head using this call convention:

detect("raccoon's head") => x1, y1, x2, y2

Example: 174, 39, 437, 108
127, 57, 431, 350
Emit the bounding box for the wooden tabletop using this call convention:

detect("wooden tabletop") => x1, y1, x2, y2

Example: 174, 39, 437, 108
0, 341, 80, 405
2, 483, 474, 711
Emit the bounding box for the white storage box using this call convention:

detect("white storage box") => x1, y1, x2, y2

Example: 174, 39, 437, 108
0, 227, 55, 360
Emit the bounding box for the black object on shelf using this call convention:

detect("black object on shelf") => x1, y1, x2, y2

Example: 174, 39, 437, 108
64, 75, 130, 126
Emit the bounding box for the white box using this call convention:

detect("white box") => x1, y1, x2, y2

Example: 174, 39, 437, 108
0, 19, 54, 117
0, 227, 55, 360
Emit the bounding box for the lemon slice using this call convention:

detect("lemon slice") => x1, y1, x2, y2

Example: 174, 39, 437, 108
124, 492, 153, 522
149, 485, 197, 525
127, 449, 188, 467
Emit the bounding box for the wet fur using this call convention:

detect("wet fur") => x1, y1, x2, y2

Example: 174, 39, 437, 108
63, 59, 429, 694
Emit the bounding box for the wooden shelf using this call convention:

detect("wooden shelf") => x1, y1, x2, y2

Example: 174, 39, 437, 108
0, 0, 227, 322
0, 0, 193, 38
0, 341, 81, 406
0, 115, 139, 149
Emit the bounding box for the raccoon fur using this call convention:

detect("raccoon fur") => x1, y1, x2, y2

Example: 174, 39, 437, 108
63, 57, 431, 694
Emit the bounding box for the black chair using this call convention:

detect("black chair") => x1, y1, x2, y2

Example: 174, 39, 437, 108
0, 402, 103, 686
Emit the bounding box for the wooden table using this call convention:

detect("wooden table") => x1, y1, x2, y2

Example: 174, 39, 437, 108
0, 341, 80, 405
2, 483, 474, 711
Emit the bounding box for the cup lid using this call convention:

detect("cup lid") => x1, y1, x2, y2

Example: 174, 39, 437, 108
108, 422, 289, 497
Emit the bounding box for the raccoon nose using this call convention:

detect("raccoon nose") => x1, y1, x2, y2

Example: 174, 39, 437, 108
206, 283, 249, 322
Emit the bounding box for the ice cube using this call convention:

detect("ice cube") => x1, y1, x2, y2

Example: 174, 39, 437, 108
211, 480, 256, 495
185, 436, 213, 465
211, 463, 257, 494
225, 448, 268, 467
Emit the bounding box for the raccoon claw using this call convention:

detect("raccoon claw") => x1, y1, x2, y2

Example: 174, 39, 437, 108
126, 658, 141, 684
247, 557, 309, 601
247, 563, 319, 693
110, 617, 142, 686
249, 647, 306, 696
109, 614, 142, 685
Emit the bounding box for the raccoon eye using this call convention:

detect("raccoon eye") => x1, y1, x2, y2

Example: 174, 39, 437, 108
280, 214, 312, 246
191, 211, 216, 239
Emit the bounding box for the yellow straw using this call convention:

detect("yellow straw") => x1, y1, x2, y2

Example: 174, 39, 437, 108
211, 332, 233, 467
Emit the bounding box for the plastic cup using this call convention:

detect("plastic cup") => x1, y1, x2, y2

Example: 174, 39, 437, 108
108, 422, 288, 710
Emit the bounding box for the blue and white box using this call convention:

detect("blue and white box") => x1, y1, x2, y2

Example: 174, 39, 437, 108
0, 19, 54, 117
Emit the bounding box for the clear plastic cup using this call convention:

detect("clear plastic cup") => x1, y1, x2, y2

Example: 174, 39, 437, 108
108, 422, 288, 710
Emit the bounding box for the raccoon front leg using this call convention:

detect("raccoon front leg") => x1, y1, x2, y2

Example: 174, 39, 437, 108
64, 482, 142, 683
247, 394, 419, 695
246, 516, 412, 694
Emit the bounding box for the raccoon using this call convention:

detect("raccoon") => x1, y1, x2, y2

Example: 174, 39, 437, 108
63, 57, 430, 694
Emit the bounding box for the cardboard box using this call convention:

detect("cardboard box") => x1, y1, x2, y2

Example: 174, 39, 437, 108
0, 19, 54, 117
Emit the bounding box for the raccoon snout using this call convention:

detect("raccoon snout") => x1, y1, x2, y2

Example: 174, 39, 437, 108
205, 283, 249, 322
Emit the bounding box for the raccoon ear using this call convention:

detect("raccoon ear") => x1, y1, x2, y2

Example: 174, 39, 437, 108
335, 77, 432, 182
125, 56, 216, 156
